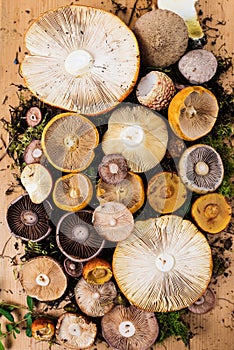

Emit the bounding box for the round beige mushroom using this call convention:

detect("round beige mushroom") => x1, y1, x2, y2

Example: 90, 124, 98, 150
21, 5, 139, 115
20, 256, 67, 301
23, 140, 43, 164
113, 215, 212, 312
102, 103, 168, 173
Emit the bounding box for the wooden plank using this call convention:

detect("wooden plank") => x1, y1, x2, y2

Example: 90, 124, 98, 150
0, 1, 233, 349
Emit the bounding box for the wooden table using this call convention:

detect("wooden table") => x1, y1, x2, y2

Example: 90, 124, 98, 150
0, 1, 233, 349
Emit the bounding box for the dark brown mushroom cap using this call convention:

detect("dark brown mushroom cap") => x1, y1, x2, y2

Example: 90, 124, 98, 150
6, 193, 52, 242
98, 154, 128, 184
188, 288, 215, 314
179, 144, 224, 194
56, 312, 97, 349
178, 49, 218, 84
23, 140, 43, 164
101, 305, 159, 350
56, 210, 105, 262
26, 107, 42, 127
64, 258, 83, 278
133, 9, 189, 68
74, 278, 117, 317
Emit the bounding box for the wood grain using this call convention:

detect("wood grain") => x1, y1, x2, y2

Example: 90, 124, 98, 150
0, 1, 233, 349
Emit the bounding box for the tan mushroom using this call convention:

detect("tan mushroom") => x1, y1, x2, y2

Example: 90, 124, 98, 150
147, 172, 187, 213
20, 256, 67, 301
96, 171, 145, 213
21, 5, 139, 115
188, 288, 215, 314
168, 86, 219, 141
98, 154, 128, 184
41, 113, 99, 173
23, 140, 43, 164
92, 202, 134, 242
21, 163, 53, 204
56, 313, 97, 349
82, 258, 112, 284
52, 173, 93, 212
113, 215, 212, 312
191, 193, 232, 234
74, 278, 117, 317
26, 107, 42, 127
102, 103, 168, 173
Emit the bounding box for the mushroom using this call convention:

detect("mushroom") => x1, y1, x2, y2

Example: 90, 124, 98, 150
21, 164, 53, 204
56, 313, 97, 349
20, 256, 67, 301
92, 202, 134, 242
41, 113, 99, 172
6, 193, 52, 242
52, 173, 93, 212
26, 107, 42, 127
74, 278, 117, 317
98, 154, 128, 185
133, 9, 188, 68
168, 86, 219, 141
101, 305, 159, 350
188, 288, 215, 314
64, 258, 83, 278
102, 103, 168, 173
178, 144, 224, 194
82, 258, 112, 284
147, 172, 187, 213
31, 317, 55, 341
178, 49, 218, 84
191, 193, 232, 234
21, 5, 139, 115
56, 210, 105, 262
96, 171, 145, 214
113, 215, 212, 312
136, 71, 176, 111
23, 140, 43, 164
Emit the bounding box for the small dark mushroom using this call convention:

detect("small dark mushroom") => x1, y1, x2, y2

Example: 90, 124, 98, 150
24, 140, 43, 164
188, 288, 215, 314
26, 106, 42, 127
98, 154, 128, 185
64, 258, 83, 278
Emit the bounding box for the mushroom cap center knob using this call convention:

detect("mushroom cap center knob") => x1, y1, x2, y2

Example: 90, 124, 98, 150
68, 323, 82, 337
119, 321, 136, 338
121, 125, 144, 146
156, 253, 175, 272
36, 273, 50, 286
65, 49, 94, 76
195, 161, 209, 176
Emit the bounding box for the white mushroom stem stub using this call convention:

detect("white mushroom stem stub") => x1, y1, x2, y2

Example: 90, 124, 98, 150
32, 148, 43, 158
109, 163, 119, 174
155, 253, 175, 272
68, 323, 82, 337
20, 210, 38, 226
65, 49, 94, 77
36, 273, 50, 286
195, 161, 209, 176
119, 321, 136, 338
72, 224, 89, 243
121, 126, 144, 146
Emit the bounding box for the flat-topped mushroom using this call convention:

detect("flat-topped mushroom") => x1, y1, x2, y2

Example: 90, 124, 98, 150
41, 113, 99, 172
133, 9, 188, 68
56, 210, 105, 262
113, 215, 212, 312
92, 202, 134, 242
168, 86, 219, 141
56, 313, 97, 349
74, 278, 117, 317
96, 171, 145, 214
21, 5, 139, 115
191, 193, 232, 234
6, 193, 52, 242
147, 172, 187, 213
52, 173, 93, 212
188, 288, 215, 314
101, 305, 159, 350
26, 107, 42, 127
102, 103, 168, 173
23, 140, 43, 164
21, 163, 53, 204
98, 154, 128, 185
20, 256, 67, 301
179, 144, 224, 193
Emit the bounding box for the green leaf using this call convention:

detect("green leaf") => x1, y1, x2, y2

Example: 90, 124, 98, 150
0, 340, 5, 350
13, 327, 20, 334
6, 324, 14, 332
26, 327, 32, 338
26, 296, 34, 312
0, 308, 14, 322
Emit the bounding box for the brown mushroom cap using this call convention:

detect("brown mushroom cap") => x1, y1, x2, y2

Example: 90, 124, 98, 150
98, 154, 128, 184
168, 86, 219, 141
56, 210, 105, 262
74, 278, 117, 317
92, 202, 134, 242
6, 193, 52, 242
26, 107, 42, 127
96, 171, 145, 213
101, 305, 159, 350
133, 9, 188, 68
41, 113, 99, 173
52, 173, 93, 211
23, 140, 43, 164
56, 312, 97, 349
113, 215, 212, 312
191, 193, 232, 234
178, 49, 218, 84
188, 288, 215, 314
64, 258, 83, 278
20, 256, 67, 301
82, 258, 112, 284
147, 172, 187, 213
179, 144, 224, 194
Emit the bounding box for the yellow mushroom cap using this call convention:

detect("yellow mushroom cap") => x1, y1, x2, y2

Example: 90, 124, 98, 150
83, 258, 112, 284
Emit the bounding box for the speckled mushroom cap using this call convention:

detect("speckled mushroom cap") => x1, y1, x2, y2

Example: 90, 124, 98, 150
133, 9, 189, 67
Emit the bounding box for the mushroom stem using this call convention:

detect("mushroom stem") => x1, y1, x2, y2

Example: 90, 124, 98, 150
68, 323, 82, 337
121, 126, 144, 146
119, 321, 136, 338
194, 296, 205, 305
109, 163, 119, 174
92, 268, 107, 279
204, 204, 219, 219
36, 273, 50, 286
63, 135, 79, 151
20, 210, 38, 226
195, 161, 209, 176
109, 217, 117, 227
32, 147, 43, 158
186, 105, 197, 118
155, 253, 175, 272
72, 224, 90, 243
160, 185, 174, 199
69, 188, 80, 199
64, 49, 94, 77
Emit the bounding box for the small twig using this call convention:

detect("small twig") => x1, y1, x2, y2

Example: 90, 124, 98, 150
218, 297, 234, 305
